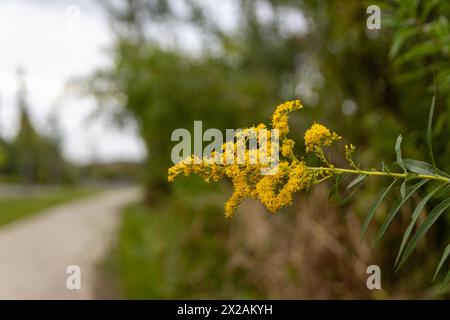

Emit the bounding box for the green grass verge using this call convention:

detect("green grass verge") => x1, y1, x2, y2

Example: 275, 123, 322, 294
0, 187, 100, 227
110, 178, 260, 299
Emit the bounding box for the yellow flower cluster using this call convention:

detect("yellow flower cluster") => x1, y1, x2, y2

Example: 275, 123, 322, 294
168, 100, 344, 217
272, 100, 303, 136
304, 122, 341, 153
223, 164, 259, 217
281, 138, 295, 157
168, 155, 224, 183
256, 161, 311, 213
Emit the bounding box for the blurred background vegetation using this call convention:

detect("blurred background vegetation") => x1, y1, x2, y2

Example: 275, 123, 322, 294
86, 0, 449, 299
1, 0, 449, 298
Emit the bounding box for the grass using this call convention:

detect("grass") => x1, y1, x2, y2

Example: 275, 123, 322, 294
108, 178, 260, 299
0, 186, 100, 227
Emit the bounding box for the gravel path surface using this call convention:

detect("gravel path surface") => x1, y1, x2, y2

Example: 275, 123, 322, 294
0, 187, 141, 299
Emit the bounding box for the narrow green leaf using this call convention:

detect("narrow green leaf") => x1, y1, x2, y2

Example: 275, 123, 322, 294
347, 174, 367, 189
389, 27, 419, 59
443, 269, 450, 286
328, 181, 338, 200
329, 173, 346, 200
395, 184, 445, 267
392, 67, 429, 83
373, 179, 428, 248
395, 135, 406, 173
397, 198, 450, 270
334, 190, 357, 206
422, 0, 440, 20
403, 159, 449, 177
361, 179, 397, 241
427, 86, 436, 168
400, 180, 406, 199
394, 41, 439, 66
434, 243, 450, 281
404, 158, 434, 175
438, 268, 450, 294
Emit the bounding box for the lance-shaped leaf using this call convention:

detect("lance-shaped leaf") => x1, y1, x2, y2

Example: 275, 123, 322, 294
373, 179, 428, 248
395, 135, 406, 173
361, 179, 397, 241
389, 27, 419, 59
347, 174, 366, 189
329, 173, 346, 200
443, 269, 450, 288
403, 159, 450, 178
397, 198, 450, 270
400, 180, 406, 199
433, 243, 450, 281
395, 184, 446, 267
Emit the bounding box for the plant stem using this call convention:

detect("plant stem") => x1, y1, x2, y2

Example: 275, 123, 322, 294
306, 166, 450, 183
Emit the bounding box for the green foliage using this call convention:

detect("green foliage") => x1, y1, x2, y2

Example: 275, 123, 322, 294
346, 174, 367, 189
385, 0, 450, 172
360, 96, 450, 285
361, 179, 397, 240
114, 194, 259, 299
395, 135, 406, 173
403, 159, 450, 177
397, 198, 450, 271
434, 243, 450, 281
395, 184, 446, 266
427, 87, 436, 167
386, 0, 450, 87
373, 179, 428, 248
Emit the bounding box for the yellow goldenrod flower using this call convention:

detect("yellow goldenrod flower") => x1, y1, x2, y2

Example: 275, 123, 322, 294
281, 139, 295, 158
168, 155, 224, 183
304, 122, 341, 153
167, 100, 348, 216
225, 190, 244, 218
271, 100, 303, 136
256, 161, 311, 213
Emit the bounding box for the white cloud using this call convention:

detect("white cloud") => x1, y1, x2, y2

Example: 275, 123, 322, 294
0, 0, 146, 163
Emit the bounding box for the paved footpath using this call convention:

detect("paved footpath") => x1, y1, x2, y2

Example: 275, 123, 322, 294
0, 187, 141, 299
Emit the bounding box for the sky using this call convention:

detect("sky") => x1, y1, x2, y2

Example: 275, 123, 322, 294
0, 0, 146, 163
0, 0, 306, 164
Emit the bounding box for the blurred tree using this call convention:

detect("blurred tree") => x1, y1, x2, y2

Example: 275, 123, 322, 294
8, 70, 69, 184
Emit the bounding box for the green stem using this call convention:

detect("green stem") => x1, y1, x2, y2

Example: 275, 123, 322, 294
306, 166, 450, 183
